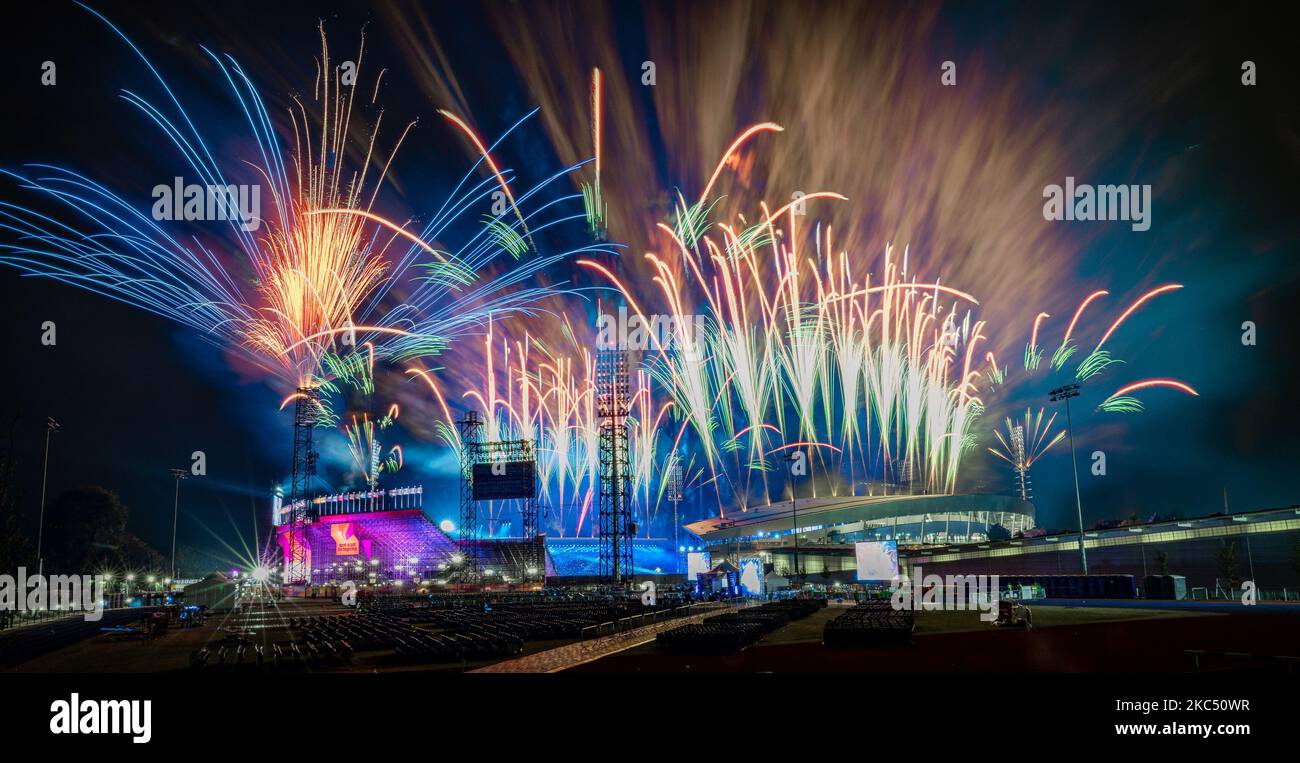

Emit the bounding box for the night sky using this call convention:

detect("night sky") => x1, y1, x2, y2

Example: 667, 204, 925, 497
1, 0, 1297, 571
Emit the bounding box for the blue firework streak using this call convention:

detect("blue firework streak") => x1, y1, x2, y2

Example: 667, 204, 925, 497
0, 2, 617, 390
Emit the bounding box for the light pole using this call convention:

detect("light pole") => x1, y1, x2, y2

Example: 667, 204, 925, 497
36, 417, 60, 577
169, 468, 188, 583
785, 449, 804, 586
1049, 384, 1088, 575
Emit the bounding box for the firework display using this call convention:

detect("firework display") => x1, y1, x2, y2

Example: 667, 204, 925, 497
0, 8, 613, 399
0, 6, 1206, 544
0, 6, 616, 523
3, 1, 1300, 721
413, 122, 1202, 542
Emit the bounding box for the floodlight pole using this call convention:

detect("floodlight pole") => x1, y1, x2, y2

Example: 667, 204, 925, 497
170, 468, 188, 582
1050, 385, 1088, 575
673, 500, 680, 573
1225, 488, 1257, 586
786, 450, 803, 586
36, 417, 60, 578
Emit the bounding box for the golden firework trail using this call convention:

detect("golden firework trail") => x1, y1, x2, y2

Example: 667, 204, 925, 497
0, 9, 614, 448
412, 121, 994, 533
375, 3, 1205, 536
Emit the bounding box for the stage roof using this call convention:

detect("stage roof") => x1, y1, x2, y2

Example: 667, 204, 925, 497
685, 493, 1035, 541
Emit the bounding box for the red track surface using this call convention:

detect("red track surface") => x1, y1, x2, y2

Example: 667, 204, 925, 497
567, 614, 1300, 673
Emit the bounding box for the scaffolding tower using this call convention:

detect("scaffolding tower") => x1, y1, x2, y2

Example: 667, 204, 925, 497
666, 454, 684, 573
596, 348, 633, 584
474, 437, 543, 580
287, 385, 320, 584
457, 411, 484, 584
456, 411, 544, 583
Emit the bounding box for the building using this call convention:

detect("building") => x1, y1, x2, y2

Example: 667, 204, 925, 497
687, 494, 1300, 594
908, 505, 1300, 593
686, 493, 1036, 576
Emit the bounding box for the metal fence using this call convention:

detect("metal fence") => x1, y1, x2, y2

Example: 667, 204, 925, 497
0, 592, 136, 631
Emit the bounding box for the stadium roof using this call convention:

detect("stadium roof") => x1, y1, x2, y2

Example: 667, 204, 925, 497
685, 493, 1035, 542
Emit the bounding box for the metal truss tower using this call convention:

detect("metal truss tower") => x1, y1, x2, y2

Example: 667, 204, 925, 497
457, 411, 484, 585
287, 386, 320, 584
457, 411, 545, 584
475, 437, 544, 581
666, 454, 684, 574
596, 348, 633, 584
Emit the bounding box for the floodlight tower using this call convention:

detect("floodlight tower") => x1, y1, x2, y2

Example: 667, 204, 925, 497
1049, 383, 1087, 575
896, 456, 914, 495
169, 468, 188, 582
369, 438, 381, 491
36, 417, 60, 577
1010, 423, 1029, 500
784, 449, 806, 584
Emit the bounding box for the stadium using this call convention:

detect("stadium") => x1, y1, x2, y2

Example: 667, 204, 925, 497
686, 492, 1037, 572
269, 479, 1300, 601
688, 492, 1300, 595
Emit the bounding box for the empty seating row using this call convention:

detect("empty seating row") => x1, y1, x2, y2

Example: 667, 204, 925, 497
656, 600, 825, 654
823, 601, 914, 647
656, 621, 767, 653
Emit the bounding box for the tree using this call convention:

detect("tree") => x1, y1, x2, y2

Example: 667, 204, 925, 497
173, 545, 215, 579
1217, 541, 1241, 588
116, 533, 166, 571
1155, 550, 1170, 576
44, 487, 129, 572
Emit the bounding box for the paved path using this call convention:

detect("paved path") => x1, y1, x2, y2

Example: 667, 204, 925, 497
472, 602, 758, 673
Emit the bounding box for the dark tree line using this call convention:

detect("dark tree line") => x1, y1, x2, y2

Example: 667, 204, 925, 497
0, 416, 32, 573
43, 486, 166, 572
0, 414, 165, 575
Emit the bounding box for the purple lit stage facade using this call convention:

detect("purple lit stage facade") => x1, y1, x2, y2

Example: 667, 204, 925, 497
273, 486, 554, 584
277, 509, 462, 584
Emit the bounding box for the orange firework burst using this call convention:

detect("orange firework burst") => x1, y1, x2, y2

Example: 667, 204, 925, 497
239, 25, 423, 387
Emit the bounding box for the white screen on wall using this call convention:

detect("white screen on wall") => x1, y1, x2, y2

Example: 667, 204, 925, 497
854, 540, 899, 581
686, 551, 711, 579
739, 557, 764, 595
